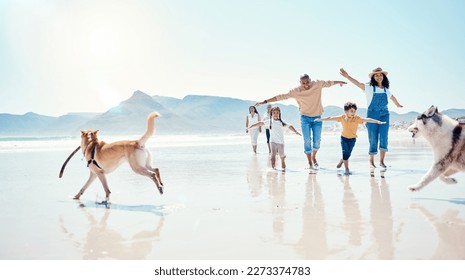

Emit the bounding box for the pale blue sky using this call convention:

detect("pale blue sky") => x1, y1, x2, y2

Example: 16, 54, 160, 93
1, 0, 465, 116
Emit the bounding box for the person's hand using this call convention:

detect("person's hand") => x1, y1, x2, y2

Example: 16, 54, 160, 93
254, 101, 263, 107
340, 68, 349, 78
339, 81, 347, 87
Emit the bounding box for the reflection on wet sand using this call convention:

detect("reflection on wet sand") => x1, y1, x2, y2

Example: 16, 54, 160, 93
60, 202, 164, 259
410, 203, 465, 259
295, 175, 330, 259
365, 171, 394, 259
339, 175, 362, 247
266, 171, 286, 241
247, 155, 264, 197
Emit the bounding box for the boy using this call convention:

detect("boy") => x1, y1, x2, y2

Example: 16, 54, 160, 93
317, 102, 385, 175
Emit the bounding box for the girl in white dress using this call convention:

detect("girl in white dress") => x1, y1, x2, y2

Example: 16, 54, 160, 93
248, 106, 301, 170
245, 106, 261, 153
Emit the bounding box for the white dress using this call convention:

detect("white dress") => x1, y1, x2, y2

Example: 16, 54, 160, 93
247, 113, 260, 145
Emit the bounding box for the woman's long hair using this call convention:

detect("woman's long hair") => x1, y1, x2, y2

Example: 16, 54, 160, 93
249, 105, 258, 115
369, 73, 390, 88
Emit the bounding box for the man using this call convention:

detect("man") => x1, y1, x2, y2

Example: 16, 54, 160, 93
255, 73, 346, 171
262, 104, 272, 153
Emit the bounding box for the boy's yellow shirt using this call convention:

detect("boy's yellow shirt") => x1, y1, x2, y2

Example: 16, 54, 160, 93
335, 115, 364, 138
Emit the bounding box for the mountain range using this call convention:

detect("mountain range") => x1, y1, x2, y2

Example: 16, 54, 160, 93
1, 90, 464, 137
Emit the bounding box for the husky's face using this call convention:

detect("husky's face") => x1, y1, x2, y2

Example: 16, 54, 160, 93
408, 106, 441, 139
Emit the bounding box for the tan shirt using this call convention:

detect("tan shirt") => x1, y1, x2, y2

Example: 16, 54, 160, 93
335, 115, 364, 139
275, 80, 335, 117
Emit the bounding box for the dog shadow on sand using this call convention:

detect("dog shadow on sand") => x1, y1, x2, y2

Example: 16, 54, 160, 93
59, 200, 168, 259
409, 201, 465, 259
75, 198, 171, 216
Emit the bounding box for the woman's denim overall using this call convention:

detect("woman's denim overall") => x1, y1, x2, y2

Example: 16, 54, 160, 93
366, 86, 390, 155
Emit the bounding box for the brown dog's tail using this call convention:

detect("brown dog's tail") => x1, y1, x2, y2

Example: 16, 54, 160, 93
138, 112, 160, 146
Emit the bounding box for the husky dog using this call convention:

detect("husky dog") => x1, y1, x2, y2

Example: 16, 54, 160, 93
408, 106, 465, 191
74, 112, 163, 201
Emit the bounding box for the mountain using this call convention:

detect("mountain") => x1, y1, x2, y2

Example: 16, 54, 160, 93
78, 90, 193, 135
151, 94, 301, 133
1, 90, 464, 137
441, 108, 465, 118
0, 112, 97, 136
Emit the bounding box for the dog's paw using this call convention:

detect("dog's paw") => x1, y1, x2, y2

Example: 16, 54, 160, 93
441, 176, 458, 184
408, 185, 422, 192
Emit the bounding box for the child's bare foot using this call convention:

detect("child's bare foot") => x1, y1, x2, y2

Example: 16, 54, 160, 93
336, 159, 343, 168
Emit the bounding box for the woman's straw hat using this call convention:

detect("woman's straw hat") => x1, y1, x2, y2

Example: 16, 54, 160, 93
368, 67, 388, 78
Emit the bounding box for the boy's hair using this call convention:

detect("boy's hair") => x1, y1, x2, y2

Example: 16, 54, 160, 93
343, 102, 357, 111
269, 106, 286, 129
300, 74, 310, 81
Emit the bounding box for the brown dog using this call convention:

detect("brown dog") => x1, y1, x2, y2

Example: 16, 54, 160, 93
73, 112, 163, 201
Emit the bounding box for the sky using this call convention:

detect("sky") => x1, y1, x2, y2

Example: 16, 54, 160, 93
1, 0, 465, 116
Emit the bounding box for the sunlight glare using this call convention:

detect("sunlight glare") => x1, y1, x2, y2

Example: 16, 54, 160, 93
88, 27, 120, 59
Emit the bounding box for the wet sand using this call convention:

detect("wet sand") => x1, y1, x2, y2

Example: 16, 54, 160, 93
0, 131, 464, 260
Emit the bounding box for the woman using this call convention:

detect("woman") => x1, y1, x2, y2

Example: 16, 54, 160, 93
339, 67, 403, 169
245, 105, 261, 153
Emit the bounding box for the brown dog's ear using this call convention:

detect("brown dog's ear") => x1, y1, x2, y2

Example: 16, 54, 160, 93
80, 130, 86, 135
95, 130, 99, 135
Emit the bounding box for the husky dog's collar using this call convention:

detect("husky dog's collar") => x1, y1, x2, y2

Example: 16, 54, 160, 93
87, 142, 102, 170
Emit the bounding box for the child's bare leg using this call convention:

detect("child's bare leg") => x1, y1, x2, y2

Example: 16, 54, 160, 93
271, 156, 276, 169
281, 156, 286, 170
343, 160, 351, 175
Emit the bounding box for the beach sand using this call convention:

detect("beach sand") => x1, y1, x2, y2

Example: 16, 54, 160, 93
0, 131, 464, 260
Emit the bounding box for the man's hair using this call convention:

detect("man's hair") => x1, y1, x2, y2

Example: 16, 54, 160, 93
344, 102, 357, 111
300, 74, 310, 81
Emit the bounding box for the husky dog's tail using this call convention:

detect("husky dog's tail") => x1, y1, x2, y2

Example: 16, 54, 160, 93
138, 112, 160, 146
